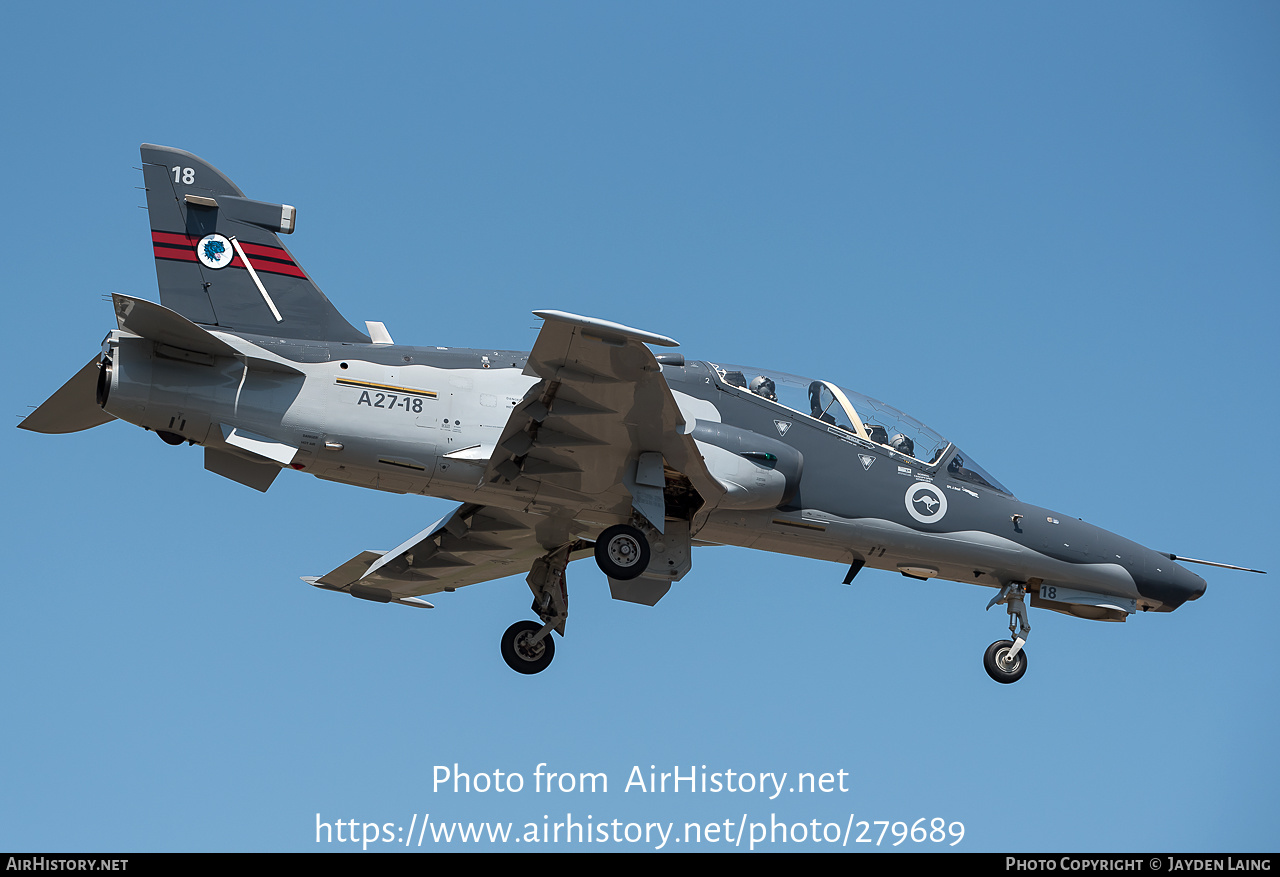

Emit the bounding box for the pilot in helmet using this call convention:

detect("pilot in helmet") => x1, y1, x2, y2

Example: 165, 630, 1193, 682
750, 375, 777, 402
889, 433, 915, 457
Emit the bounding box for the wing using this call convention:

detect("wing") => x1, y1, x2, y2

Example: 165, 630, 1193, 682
483, 310, 725, 533
308, 310, 724, 610
304, 502, 593, 604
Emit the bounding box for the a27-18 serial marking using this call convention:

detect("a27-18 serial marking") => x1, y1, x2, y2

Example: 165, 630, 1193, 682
357, 391, 423, 413
337, 378, 436, 414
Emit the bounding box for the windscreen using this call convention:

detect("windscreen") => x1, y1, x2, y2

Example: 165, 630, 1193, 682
709, 363, 1013, 496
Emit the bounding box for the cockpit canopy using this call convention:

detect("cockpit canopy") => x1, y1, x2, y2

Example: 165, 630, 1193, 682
710, 363, 1013, 496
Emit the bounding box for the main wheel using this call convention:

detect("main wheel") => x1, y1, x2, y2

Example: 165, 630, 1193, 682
501, 620, 555, 675
593, 525, 650, 581
983, 639, 1028, 684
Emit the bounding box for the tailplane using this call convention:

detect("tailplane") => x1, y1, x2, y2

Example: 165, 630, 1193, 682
140, 145, 368, 343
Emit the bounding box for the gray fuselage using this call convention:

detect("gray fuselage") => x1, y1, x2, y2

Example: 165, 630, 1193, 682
99, 327, 1207, 620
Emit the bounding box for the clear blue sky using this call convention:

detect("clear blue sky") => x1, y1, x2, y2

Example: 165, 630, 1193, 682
3, 1, 1277, 852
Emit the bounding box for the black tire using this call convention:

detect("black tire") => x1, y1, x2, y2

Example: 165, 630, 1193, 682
983, 639, 1028, 684
593, 525, 650, 580
501, 620, 555, 675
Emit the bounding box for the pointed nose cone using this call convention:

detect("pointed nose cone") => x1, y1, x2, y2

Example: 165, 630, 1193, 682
1181, 566, 1208, 602
1137, 553, 1207, 610
1166, 562, 1207, 606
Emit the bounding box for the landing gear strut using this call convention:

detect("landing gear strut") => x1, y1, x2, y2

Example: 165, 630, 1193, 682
984, 582, 1032, 684
500, 543, 574, 675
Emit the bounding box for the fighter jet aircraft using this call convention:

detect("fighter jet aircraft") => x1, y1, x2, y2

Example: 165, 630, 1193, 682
21, 145, 1262, 684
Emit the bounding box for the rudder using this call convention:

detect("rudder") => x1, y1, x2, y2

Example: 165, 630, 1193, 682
141, 144, 368, 343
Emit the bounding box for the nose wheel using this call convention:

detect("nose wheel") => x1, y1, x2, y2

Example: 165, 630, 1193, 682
984, 581, 1033, 684
983, 639, 1028, 684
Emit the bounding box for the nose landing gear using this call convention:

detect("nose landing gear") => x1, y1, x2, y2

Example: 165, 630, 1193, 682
984, 581, 1033, 684
983, 639, 1028, 684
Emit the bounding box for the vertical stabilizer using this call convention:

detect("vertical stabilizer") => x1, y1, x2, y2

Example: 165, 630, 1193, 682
140, 144, 368, 343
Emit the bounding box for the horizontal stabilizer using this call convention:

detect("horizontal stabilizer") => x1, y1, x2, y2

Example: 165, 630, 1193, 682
114, 293, 240, 357
19, 358, 115, 435
113, 293, 303, 374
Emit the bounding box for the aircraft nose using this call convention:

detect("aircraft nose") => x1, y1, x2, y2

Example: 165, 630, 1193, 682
1137, 554, 1206, 609
1178, 565, 1208, 602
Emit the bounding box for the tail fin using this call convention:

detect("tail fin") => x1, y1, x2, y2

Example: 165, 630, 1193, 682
140, 144, 368, 343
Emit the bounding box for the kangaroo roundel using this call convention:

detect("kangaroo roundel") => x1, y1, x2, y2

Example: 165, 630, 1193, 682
905, 482, 947, 524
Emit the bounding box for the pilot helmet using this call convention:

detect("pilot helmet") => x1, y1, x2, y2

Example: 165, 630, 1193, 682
889, 433, 915, 456
749, 376, 777, 401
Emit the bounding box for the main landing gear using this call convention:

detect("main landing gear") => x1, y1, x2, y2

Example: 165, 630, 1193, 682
499, 543, 573, 675
593, 524, 650, 581
984, 581, 1032, 684
501, 620, 555, 675
499, 525, 654, 675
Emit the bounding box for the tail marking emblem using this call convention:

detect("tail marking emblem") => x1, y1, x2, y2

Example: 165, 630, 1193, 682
152, 232, 307, 279
196, 234, 234, 270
